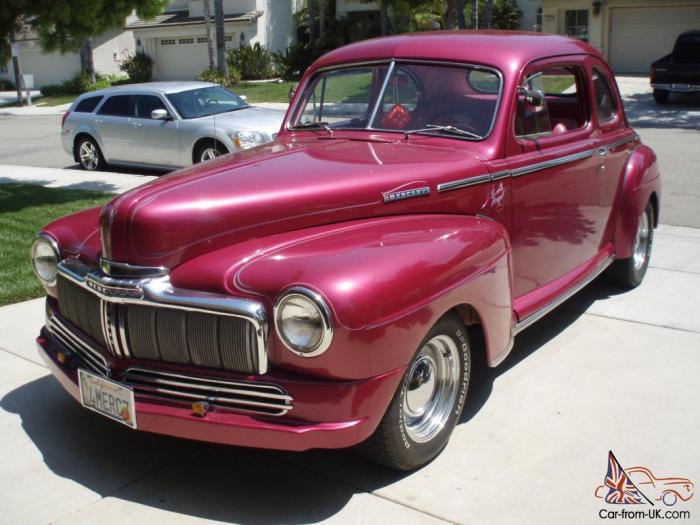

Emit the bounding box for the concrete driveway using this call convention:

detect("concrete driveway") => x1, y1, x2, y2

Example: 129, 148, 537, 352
1, 226, 698, 524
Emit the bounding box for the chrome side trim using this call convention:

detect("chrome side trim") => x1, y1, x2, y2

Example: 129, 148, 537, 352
48, 316, 110, 376
58, 259, 269, 374
491, 170, 510, 181
514, 255, 615, 335
600, 134, 638, 153
511, 149, 595, 178
437, 173, 491, 193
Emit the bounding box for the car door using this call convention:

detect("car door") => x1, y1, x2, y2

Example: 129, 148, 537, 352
94, 94, 133, 162
128, 94, 183, 167
589, 61, 637, 241
506, 59, 608, 306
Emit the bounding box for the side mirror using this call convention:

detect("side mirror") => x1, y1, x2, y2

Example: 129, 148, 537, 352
151, 109, 170, 120
288, 83, 299, 103
517, 86, 545, 108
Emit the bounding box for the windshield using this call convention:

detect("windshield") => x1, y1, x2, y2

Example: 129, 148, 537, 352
292, 61, 501, 139
166, 86, 247, 119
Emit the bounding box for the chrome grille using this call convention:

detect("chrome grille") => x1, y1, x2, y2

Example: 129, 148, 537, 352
55, 273, 263, 375
57, 276, 106, 347
124, 305, 260, 374
47, 315, 110, 376
122, 368, 292, 416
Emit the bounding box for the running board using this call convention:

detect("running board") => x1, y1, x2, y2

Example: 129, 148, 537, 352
514, 255, 615, 335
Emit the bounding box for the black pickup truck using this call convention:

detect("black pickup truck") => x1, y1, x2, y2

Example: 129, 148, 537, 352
650, 30, 700, 104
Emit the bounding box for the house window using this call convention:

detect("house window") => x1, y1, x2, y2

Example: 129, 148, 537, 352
564, 10, 588, 42
224, 35, 232, 42
178, 38, 194, 44
535, 8, 542, 32
196, 37, 208, 43
0, 63, 7, 73
160, 39, 176, 45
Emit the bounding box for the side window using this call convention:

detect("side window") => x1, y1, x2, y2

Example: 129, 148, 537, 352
515, 67, 586, 138
134, 95, 167, 119
97, 95, 132, 117
592, 69, 618, 123
74, 96, 103, 113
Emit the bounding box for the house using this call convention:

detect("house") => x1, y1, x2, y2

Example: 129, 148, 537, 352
127, 0, 301, 81
541, 0, 700, 73
0, 16, 138, 88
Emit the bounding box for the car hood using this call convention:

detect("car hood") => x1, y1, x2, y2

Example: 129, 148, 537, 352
96, 137, 490, 268
194, 106, 285, 136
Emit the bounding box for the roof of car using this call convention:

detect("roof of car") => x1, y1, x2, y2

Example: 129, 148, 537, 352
311, 30, 604, 74
84, 81, 217, 97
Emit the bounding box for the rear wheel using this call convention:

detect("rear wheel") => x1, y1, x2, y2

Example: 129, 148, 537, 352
605, 202, 654, 288
76, 136, 106, 171
653, 88, 669, 104
358, 314, 470, 470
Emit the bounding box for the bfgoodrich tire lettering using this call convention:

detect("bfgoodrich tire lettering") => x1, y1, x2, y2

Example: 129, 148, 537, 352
357, 313, 471, 470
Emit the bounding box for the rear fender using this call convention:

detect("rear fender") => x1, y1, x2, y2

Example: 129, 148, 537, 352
613, 144, 661, 259
227, 215, 513, 379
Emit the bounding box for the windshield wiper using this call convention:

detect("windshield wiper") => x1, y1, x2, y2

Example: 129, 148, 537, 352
404, 124, 483, 140
289, 121, 334, 134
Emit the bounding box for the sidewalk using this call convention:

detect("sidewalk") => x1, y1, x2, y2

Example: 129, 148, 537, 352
0, 89, 43, 107
0, 164, 157, 194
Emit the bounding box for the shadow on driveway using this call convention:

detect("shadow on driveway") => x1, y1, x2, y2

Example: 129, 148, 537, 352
0, 279, 629, 523
623, 91, 700, 129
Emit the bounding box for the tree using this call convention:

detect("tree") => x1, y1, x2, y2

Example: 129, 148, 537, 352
319, 0, 326, 37
2, 0, 168, 80
214, 0, 229, 82
470, 0, 478, 28
379, 0, 389, 35
202, 0, 215, 70
483, 0, 493, 28
307, 0, 317, 45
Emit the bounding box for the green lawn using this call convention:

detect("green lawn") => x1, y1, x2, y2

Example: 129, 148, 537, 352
233, 81, 296, 103
0, 184, 111, 306
34, 94, 77, 107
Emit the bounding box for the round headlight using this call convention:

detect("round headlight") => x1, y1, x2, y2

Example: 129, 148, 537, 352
274, 288, 333, 357
31, 235, 60, 285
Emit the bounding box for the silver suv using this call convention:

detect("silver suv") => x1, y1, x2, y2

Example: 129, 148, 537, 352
61, 81, 285, 171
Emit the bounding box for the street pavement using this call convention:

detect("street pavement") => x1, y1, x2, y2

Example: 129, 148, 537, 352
0, 77, 699, 524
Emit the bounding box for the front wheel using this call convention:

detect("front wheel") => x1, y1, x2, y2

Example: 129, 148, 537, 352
605, 202, 654, 288
194, 141, 227, 164
358, 313, 471, 470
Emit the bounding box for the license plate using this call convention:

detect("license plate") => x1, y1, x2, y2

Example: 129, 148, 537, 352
78, 369, 137, 429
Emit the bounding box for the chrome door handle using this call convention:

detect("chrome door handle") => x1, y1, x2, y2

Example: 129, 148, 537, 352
597, 147, 607, 157
131, 122, 142, 127
94, 119, 103, 124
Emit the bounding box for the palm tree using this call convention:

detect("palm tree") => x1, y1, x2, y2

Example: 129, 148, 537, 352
80, 37, 95, 82
484, 0, 493, 28
470, 0, 478, 28
307, 0, 317, 45
214, 0, 229, 82
457, 0, 466, 28
319, 0, 326, 37
379, 0, 389, 35
202, 0, 215, 70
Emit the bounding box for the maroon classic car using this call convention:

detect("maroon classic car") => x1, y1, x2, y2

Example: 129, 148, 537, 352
31, 32, 660, 470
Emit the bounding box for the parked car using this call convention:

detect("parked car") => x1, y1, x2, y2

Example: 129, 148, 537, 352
61, 81, 284, 170
595, 466, 694, 506
33, 32, 660, 471
650, 30, 700, 104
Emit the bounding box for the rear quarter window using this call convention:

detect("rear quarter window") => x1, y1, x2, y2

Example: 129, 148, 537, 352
74, 96, 103, 113
97, 95, 132, 117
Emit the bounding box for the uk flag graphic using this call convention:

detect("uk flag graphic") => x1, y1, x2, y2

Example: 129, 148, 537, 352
603, 451, 652, 505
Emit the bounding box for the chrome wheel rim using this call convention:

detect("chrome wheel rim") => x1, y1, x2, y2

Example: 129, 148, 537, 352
633, 210, 650, 271
403, 334, 460, 443
200, 148, 220, 162
79, 142, 99, 170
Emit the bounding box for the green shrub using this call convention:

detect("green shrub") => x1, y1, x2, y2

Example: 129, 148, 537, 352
40, 72, 126, 96
0, 80, 15, 91
271, 42, 320, 81
197, 66, 242, 87
227, 43, 273, 80
64, 72, 94, 94
120, 51, 154, 83
40, 83, 64, 96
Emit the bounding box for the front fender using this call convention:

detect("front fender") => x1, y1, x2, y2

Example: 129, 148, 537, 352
203, 214, 513, 379
613, 144, 661, 258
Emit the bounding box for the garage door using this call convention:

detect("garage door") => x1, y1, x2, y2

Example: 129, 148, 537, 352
610, 6, 700, 73
154, 37, 212, 81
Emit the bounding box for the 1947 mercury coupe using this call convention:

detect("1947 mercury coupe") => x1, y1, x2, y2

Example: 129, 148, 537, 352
31, 31, 660, 470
